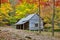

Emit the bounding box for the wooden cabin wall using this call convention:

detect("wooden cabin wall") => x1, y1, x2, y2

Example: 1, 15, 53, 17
29, 14, 39, 30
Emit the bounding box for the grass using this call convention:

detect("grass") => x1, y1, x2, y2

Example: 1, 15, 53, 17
41, 32, 60, 38
24, 30, 60, 38
0, 37, 6, 40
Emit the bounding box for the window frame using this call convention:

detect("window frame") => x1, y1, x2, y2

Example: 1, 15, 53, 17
35, 23, 38, 27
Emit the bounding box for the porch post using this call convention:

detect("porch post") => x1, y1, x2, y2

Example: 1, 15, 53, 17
20, 25, 21, 29
23, 24, 24, 30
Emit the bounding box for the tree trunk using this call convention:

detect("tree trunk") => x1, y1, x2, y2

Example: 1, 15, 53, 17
52, 0, 55, 36
38, 0, 41, 33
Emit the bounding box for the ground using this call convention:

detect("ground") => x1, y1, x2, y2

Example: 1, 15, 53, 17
0, 27, 60, 40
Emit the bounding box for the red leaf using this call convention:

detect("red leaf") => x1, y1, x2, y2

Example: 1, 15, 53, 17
1, 0, 8, 3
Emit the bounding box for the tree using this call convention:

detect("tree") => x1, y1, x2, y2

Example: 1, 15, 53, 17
0, 3, 13, 25
52, 0, 55, 36
15, 1, 38, 19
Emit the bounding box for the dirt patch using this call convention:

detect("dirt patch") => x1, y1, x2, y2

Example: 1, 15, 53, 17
0, 27, 60, 40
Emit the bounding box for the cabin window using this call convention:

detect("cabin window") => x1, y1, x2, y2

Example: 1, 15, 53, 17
35, 23, 38, 27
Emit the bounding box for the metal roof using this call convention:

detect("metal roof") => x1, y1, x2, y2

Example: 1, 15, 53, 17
16, 14, 36, 25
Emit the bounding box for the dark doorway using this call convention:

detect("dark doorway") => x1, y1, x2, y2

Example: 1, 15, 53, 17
16, 25, 20, 29
24, 21, 29, 30
20, 24, 23, 29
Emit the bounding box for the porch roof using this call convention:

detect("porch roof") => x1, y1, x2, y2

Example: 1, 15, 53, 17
16, 14, 36, 25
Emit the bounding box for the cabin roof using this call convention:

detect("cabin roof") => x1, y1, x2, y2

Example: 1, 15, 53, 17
16, 14, 37, 25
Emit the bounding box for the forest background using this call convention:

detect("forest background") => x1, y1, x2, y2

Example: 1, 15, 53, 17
0, 0, 60, 31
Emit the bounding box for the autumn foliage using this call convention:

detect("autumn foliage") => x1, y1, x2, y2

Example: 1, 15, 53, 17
1, 0, 8, 3
0, 0, 60, 27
